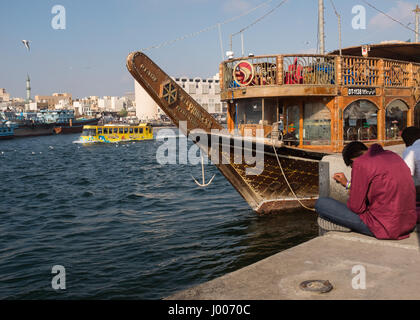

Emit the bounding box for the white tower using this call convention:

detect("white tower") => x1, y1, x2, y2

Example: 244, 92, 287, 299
134, 80, 159, 121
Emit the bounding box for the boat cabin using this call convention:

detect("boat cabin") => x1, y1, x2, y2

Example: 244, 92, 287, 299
219, 43, 420, 152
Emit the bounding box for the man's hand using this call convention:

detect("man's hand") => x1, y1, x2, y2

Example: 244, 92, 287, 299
333, 172, 348, 187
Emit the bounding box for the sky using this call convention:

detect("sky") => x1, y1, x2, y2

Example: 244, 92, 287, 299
0, 0, 418, 99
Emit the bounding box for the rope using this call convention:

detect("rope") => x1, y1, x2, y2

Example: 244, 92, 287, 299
141, 0, 274, 51
231, 0, 290, 37
271, 135, 316, 212
360, 0, 419, 36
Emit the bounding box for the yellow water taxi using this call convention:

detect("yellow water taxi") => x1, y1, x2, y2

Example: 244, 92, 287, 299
74, 123, 153, 144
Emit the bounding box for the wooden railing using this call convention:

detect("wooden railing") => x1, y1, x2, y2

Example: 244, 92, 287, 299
221, 54, 420, 91
384, 59, 410, 87
282, 55, 335, 85
341, 56, 379, 86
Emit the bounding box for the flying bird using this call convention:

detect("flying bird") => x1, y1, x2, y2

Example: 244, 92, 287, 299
22, 40, 30, 51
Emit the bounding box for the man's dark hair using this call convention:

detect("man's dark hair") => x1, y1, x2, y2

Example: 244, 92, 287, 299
342, 141, 368, 166
401, 126, 420, 147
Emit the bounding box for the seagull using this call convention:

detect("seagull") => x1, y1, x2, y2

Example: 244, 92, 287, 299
22, 40, 30, 51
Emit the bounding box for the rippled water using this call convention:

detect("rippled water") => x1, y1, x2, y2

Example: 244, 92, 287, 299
0, 130, 318, 299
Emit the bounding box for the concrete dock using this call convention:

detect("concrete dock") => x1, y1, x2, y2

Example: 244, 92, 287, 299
167, 143, 420, 300
167, 230, 420, 299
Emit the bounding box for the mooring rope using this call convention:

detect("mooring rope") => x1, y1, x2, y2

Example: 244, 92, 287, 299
271, 135, 316, 212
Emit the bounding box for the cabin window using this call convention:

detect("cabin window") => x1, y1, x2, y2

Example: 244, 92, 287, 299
129, 128, 134, 134
119, 128, 123, 134
114, 128, 118, 134
82, 129, 96, 136
140, 128, 143, 134
134, 128, 139, 134
98, 128, 103, 134
263, 98, 278, 125
286, 105, 300, 139
386, 100, 408, 140
104, 128, 108, 134
303, 102, 331, 145
343, 100, 378, 142
237, 98, 262, 125
124, 128, 128, 134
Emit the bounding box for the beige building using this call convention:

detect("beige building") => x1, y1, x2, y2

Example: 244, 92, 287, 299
0, 88, 10, 102
35, 93, 72, 109
174, 74, 225, 114
134, 74, 226, 121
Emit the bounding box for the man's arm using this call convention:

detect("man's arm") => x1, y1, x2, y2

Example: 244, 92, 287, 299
347, 161, 370, 215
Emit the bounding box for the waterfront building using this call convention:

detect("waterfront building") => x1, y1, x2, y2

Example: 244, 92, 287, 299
173, 74, 226, 114
98, 96, 126, 112
0, 88, 10, 102
134, 73, 226, 121
35, 93, 72, 109
135, 80, 159, 120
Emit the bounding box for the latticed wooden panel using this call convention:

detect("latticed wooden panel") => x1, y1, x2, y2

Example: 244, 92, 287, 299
384, 60, 410, 87
341, 57, 378, 86
282, 55, 336, 85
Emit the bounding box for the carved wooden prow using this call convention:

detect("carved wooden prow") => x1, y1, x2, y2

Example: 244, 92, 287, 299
126, 51, 223, 137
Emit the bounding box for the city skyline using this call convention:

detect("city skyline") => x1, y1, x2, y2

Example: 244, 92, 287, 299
0, 0, 419, 99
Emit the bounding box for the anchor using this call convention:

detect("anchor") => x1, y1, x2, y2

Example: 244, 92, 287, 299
192, 153, 215, 187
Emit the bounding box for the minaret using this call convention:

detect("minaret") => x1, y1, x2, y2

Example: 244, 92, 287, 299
26, 74, 31, 103
414, 5, 420, 43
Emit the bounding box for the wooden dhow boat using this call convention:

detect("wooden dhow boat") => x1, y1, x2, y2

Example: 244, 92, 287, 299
127, 42, 420, 214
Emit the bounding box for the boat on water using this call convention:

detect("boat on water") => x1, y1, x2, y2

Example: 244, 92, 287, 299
3, 110, 98, 137
127, 41, 420, 214
53, 118, 99, 134
0, 123, 15, 140
74, 123, 154, 144
126, 2, 420, 214
0, 113, 15, 140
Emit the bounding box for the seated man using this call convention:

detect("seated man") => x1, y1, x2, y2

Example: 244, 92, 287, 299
402, 126, 420, 192
316, 141, 416, 240
401, 126, 420, 223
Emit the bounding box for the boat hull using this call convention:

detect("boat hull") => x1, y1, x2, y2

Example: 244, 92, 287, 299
14, 124, 55, 137
0, 135, 14, 140
201, 133, 323, 213
126, 52, 327, 213
54, 118, 99, 135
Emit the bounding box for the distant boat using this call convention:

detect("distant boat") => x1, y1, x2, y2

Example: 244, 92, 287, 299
73, 123, 154, 144
53, 118, 99, 134
0, 123, 15, 140
3, 110, 98, 137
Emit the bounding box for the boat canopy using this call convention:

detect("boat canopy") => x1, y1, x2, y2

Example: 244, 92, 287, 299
329, 42, 420, 63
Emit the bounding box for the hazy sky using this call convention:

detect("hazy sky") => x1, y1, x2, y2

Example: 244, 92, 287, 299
0, 0, 418, 99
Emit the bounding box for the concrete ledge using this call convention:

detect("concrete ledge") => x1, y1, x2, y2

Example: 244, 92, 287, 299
166, 230, 420, 300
